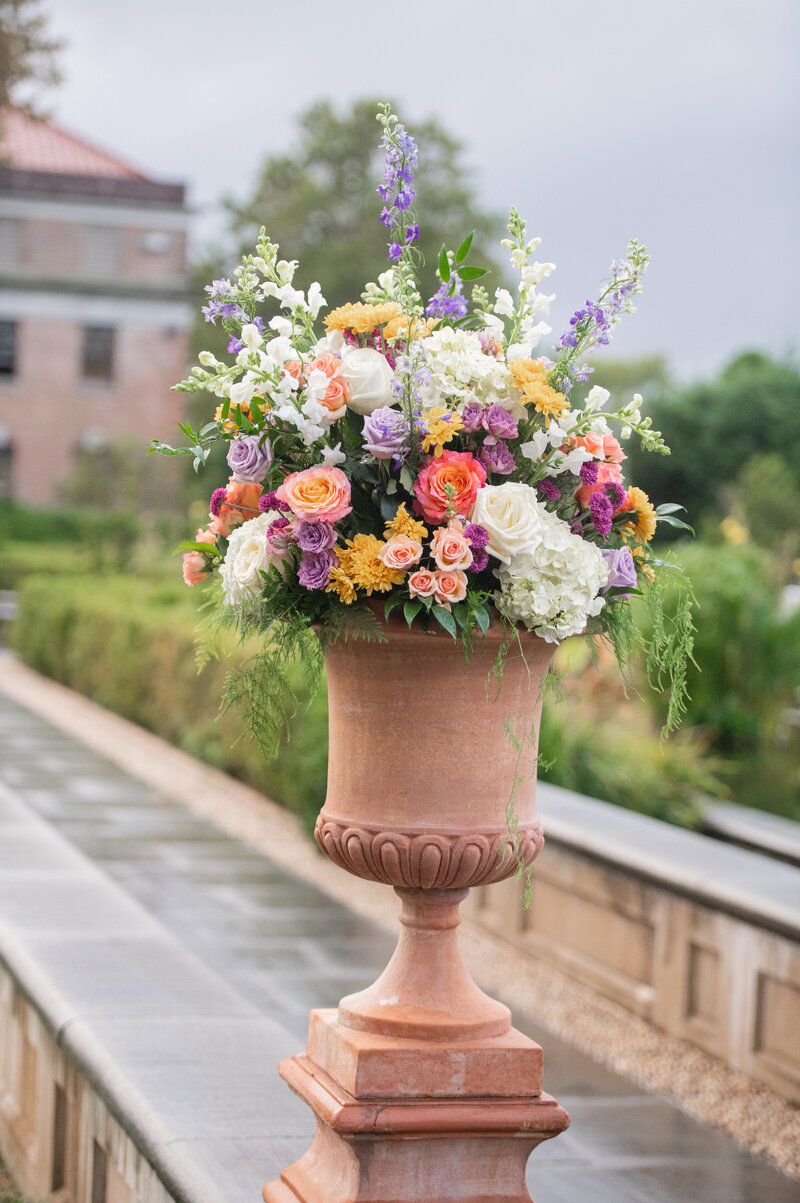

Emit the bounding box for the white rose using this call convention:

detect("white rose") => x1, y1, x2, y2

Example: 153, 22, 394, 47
220, 513, 287, 604
340, 347, 394, 415
470, 482, 547, 565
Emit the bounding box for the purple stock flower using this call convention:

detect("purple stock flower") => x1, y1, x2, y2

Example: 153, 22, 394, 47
589, 492, 613, 537
601, 546, 638, 597
209, 487, 227, 517
469, 548, 490, 573
297, 548, 338, 591
465, 523, 489, 550
479, 440, 516, 475
294, 520, 338, 553
482, 405, 518, 440
460, 402, 485, 432
227, 434, 273, 484
259, 490, 290, 513
537, 480, 560, 502
361, 407, 410, 461
580, 460, 599, 486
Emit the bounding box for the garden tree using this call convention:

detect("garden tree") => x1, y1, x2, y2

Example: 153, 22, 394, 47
624, 351, 800, 529
0, 0, 61, 115
223, 98, 504, 315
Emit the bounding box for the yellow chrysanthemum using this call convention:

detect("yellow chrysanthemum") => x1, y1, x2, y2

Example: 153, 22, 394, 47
509, 357, 548, 388
385, 503, 428, 543
325, 302, 402, 335
382, 313, 438, 341
621, 487, 657, 544
521, 379, 570, 423
337, 534, 405, 595
325, 565, 358, 605
420, 407, 464, 457
632, 546, 656, 583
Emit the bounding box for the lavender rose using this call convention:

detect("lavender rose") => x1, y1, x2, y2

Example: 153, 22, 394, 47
295, 519, 338, 553
297, 548, 337, 590
361, 406, 410, 461
227, 435, 273, 483
479, 440, 516, 475
482, 404, 518, 440
601, 546, 638, 596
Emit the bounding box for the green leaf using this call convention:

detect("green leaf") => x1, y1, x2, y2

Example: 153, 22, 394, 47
472, 603, 491, 635
399, 465, 415, 493
455, 231, 474, 265
404, 599, 423, 627
174, 540, 220, 556
655, 514, 695, 533
438, 244, 451, 283
431, 605, 457, 638
457, 265, 488, 281
655, 503, 687, 516
453, 604, 469, 630
384, 594, 404, 620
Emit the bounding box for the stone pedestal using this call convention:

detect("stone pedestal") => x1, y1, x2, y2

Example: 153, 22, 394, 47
263, 889, 569, 1203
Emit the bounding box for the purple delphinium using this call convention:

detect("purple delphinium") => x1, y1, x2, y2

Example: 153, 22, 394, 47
426, 280, 468, 321
294, 520, 337, 553
460, 402, 485, 433
479, 441, 516, 476
259, 490, 290, 513
469, 548, 490, 574
482, 405, 518, 440
464, 522, 489, 550
209, 487, 227, 517
537, 479, 560, 503
297, 548, 338, 591
201, 278, 247, 326
227, 434, 273, 483
362, 407, 411, 464
600, 546, 638, 596
227, 315, 265, 354
606, 481, 627, 509
579, 460, 599, 486
589, 492, 613, 537
377, 119, 420, 262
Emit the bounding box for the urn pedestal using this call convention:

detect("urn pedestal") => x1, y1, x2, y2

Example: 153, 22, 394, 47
264, 624, 569, 1203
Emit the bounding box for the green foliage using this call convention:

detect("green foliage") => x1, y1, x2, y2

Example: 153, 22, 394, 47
724, 451, 800, 562
0, 0, 61, 116
0, 540, 91, 589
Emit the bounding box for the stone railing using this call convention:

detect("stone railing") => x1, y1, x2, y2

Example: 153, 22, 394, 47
462, 783, 800, 1105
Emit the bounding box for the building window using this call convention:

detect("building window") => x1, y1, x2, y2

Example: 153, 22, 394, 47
81, 325, 115, 381
0, 320, 16, 375
0, 219, 21, 269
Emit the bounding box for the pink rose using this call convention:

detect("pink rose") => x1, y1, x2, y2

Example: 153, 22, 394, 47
275, 465, 352, 523
378, 535, 423, 570
430, 521, 473, 571
408, 569, 437, 598
433, 568, 468, 606
182, 551, 209, 586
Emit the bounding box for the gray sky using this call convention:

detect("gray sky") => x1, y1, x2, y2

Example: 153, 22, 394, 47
41, 0, 799, 380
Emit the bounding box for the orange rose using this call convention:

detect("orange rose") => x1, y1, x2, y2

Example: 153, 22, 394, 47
211, 479, 263, 537
378, 534, 423, 570
575, 462, 622, 509
433, 568, 468, 606
408, 569, 437, 598
276, 465, 352, 523
413, 450, 486, 525
430, 521, 473, 571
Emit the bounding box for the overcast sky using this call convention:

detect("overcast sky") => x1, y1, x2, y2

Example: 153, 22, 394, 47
40, 0, 799, 381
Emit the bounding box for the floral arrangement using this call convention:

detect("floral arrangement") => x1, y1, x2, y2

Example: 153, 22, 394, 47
152, 104, 693, 751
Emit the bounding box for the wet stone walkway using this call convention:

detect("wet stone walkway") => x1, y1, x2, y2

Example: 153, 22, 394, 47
0, 691, 797, 1203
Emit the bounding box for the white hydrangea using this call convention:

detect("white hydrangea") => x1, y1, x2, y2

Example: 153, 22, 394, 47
220, 512, 285, 605
416, 327, 518, 412
494, 505, 609, 643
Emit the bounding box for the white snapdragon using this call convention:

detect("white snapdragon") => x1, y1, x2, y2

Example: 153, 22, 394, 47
229, 379, 255, 408
493, 288, 515, 318
268, 316, 293, 338
307, 282, 327, 319
321, 442, 346, 467
198, 350, 222, 368
520, 419, 592, 476
584, 385, 610, 413
264, 335, 294, 366
276, 259, 298, 283
240, 323, 263, 352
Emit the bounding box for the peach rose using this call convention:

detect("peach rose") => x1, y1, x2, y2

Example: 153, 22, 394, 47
433, 568, 468, 606
195, 526, 218, 546
320, 374, 349, 418
275, 465, 352, 523
413, 450, 487, 525
182, 551, 209, 586
282, 360, 304, 383
306, 353, 339, 378
602, 434, 625, 463
575, 461, 623, 509
408, 569, 437, 598
210, 480, 263, 538
378, 534, 423, 570
572, 433, 625, 463
430, 521, 473, 571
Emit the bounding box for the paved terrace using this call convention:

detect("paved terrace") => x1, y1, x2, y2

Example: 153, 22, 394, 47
0, 685, 798, 1202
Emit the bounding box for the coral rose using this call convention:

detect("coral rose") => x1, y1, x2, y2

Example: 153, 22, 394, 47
378, 534, 423, 570
572, 433, 625, 463
182, 551, 209, 586
433, 568, 468, 606
408, 569, 437, 598
276, 465, 352, 523
575, 461, 623, 509
210, 480, 263, 538
413, 450, 486, 525
430, 521, 473, 571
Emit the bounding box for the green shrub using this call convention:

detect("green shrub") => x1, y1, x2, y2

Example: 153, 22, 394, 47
0, 542, 92, 589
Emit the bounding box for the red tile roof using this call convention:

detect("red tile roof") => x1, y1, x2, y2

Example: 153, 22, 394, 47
0, 107, 149, 180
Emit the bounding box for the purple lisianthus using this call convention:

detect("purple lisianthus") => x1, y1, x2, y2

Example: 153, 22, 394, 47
479, 440, 516, 476
537, 479, 560, 503
209, 487, 227, 517
589, 492, 613, 537
482, 404, 518, 440
601, 546, 638, 597
227, 435, 274, 484
469, 548, 490, 573
294, 519, 338, 553
460, 402, 485, 433
259, 490, 290, 513
580, 460, 599, 486
361, 406, 410, 461
297, 548, 337, 591
464, 522, 489, 550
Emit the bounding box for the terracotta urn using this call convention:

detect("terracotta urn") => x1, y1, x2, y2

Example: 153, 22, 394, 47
264, 618, 569, 1203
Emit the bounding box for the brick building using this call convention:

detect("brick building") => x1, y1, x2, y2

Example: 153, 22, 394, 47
0, 107, 191, 505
